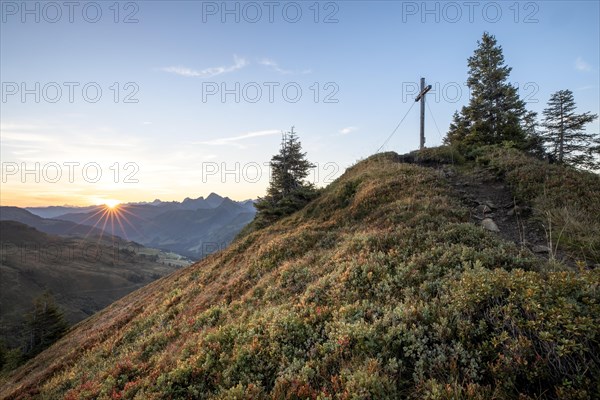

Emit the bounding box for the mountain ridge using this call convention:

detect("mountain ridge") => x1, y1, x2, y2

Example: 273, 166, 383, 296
0, 207, 107, 238
24, 193, 255, 219
6, 193, 257, 260
1, 147, 598, 399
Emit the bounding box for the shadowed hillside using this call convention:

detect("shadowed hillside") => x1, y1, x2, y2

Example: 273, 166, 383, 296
0, 221, 182, 349
0, 207, 105, 238
1, 148, 598, 399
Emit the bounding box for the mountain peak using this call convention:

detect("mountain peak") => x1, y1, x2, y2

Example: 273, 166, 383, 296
182, 196, 205, 203
205, 192, 224, 207
206, 192, 223, 200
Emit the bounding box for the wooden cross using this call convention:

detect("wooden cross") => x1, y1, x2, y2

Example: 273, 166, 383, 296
415, 77, 432, 150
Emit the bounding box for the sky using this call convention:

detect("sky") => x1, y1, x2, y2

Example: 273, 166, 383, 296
1, 0, 599, 207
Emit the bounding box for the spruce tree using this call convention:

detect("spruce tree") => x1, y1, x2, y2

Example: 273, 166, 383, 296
446, 32, 528, 148
255, 127, 316, 226
541, 89, 599, 168
589, 137, 600, 171
522, 110, 546, 159
23, 291, 68, 357
0, 339, 6, 371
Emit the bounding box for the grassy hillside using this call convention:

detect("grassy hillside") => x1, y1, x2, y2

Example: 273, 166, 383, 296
1, 148, 598, 399
0, 221, 183, 349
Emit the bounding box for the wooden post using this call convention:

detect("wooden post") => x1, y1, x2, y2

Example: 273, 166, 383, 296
415, 78, 432, 150
419, 78, 425, 149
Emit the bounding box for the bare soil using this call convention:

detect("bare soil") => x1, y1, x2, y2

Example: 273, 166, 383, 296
443, 165, 577, 266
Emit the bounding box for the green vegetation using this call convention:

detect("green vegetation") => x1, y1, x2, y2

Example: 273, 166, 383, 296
445, 33, 599, 171
541, 89, 599, 169
253, 127, 318, 229
22, 292, 68, 359
0, 341, 6, 371
473, 146, 600, 264
0, 292, 68, 375
2, 148, 598, 399
445, 32, 532, 150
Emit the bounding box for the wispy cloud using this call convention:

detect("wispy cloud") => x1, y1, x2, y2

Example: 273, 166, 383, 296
577, 85, 597, 91
1, 123, 56, 143
1, 122, 51, 132
1, 132, 54, 143
575, 57, 592, 72
1, 121, 146, 163
259, 59, 312, 75
339, 126, 358, 135
162, 56, 248, 78
195, 129, 280, 148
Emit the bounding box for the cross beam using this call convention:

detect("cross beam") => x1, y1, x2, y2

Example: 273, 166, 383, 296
415, 77, 432, 150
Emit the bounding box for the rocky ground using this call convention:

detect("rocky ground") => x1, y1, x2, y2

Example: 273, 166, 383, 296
441, 165, 574, 265
396, 151, 572, 265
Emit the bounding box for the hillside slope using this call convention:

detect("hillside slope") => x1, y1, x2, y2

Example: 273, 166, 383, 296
1, 150, 598, 399
0, 221, 180, 349
0, 207, 105, 237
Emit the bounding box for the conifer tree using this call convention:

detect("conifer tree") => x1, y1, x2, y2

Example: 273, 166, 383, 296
255, 127, 316, 226
522, 110, 546, 158
0, 339, 6, 371
589, 137, 600, 170
23, 291, 68, 357
541, 89, 599, 169
446, 32, 528, 148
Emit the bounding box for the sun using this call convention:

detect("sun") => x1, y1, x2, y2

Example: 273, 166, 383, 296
104, 199, 121, 209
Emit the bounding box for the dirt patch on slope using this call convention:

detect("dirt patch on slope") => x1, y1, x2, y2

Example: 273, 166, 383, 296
444, 166, 578, 265
396, 153, 573, 265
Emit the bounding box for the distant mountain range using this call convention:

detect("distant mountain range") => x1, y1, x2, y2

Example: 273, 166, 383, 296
24, 193, 254, 218
23, 205, 99, 219
2, 193, 256, 259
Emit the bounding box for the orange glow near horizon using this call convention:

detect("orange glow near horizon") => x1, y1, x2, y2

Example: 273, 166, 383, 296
74, 201, 144, 244
104, 199, 121, 209
0, 187, 262, 208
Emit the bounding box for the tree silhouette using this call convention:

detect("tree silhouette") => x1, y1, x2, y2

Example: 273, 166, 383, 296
23, 291, 68, 358
541, 89, 599, 169
0, 339, 6, 371
254, 127, 317, 226
446, 32, 530, 148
